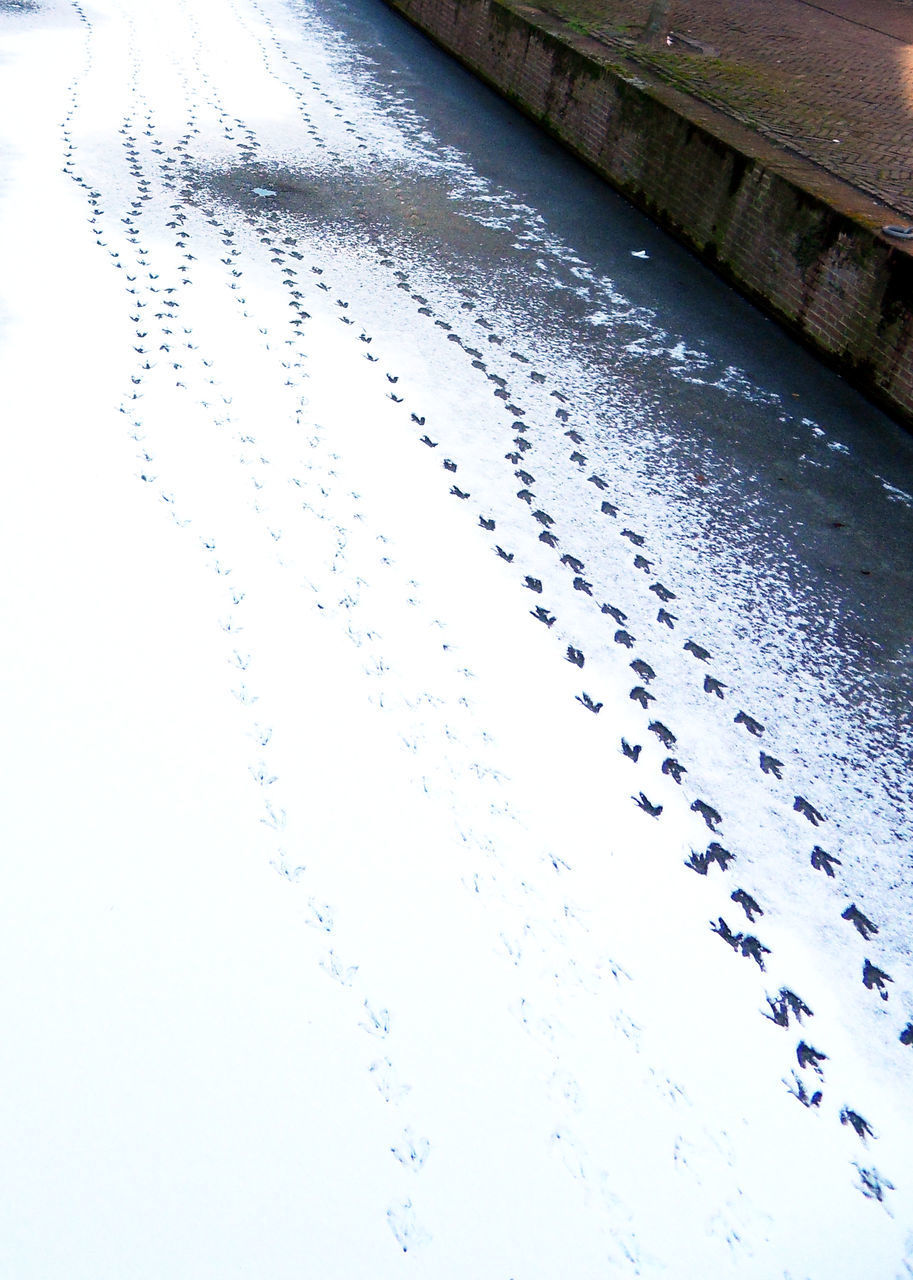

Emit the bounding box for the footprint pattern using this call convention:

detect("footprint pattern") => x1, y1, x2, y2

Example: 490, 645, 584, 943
57, 0, 447, 1249
54, 0, 904, 1225
352, 188, 904, 1205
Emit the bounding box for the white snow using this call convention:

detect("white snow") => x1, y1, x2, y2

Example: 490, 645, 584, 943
1, 0, 911, 1275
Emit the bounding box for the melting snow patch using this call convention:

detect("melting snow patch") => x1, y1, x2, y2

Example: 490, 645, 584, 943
877, 477, 913, 506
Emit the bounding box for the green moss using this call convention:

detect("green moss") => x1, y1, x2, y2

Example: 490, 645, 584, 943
793, 217, 832, 275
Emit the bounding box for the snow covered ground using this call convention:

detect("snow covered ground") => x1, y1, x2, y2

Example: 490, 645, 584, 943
1, 0, 912, 1274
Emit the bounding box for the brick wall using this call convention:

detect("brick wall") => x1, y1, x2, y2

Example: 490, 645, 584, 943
384, 0, 913, 430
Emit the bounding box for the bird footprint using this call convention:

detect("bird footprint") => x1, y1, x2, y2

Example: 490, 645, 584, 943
270, 852, 305, 883
260, 804, 286, 830
361, 1000, 391, 1037
548, 1069, 581, 1111
321, 949, 358, 986
387, 1200, 430, 1252
391, 1128, 430, 1171
550, 1129, 588, 1181
853, 1164, 894, 1204
369, 1057, 411, 1104
249, 762, 277, 786
307, 898, 334, 933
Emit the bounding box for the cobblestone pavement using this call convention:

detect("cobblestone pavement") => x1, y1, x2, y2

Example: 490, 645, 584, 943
543, 0, 913, 218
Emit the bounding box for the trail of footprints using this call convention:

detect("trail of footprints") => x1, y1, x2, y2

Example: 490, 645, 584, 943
66, 33, 656, 1251
59, 0, 902, 1215
90, 3, 658, 1247
356, 259, 905, 1203
60, 0, 443, 1252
